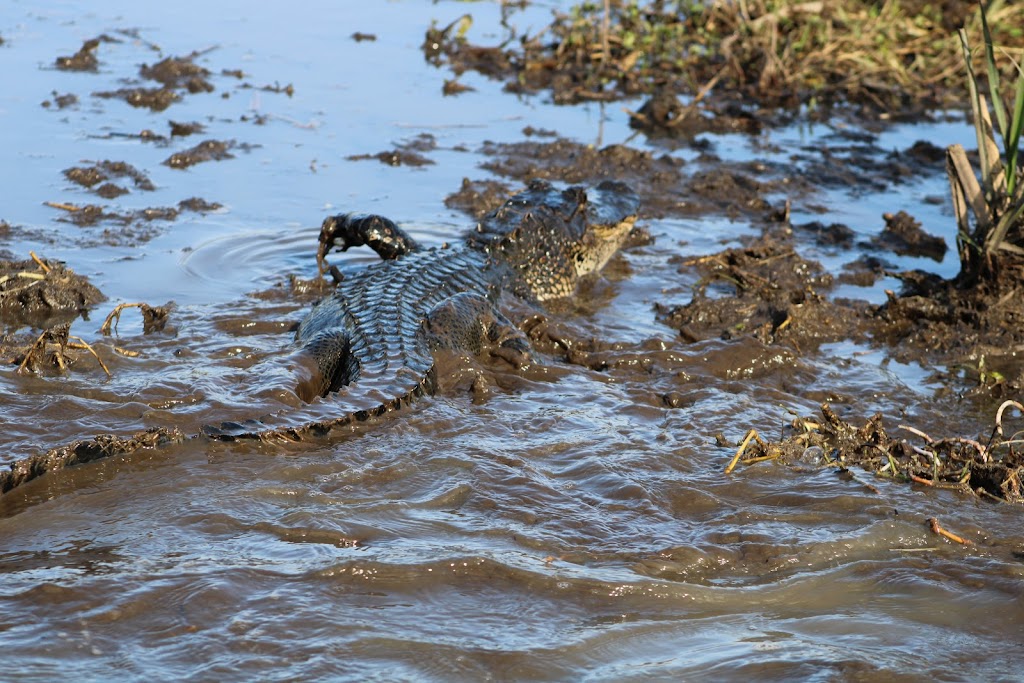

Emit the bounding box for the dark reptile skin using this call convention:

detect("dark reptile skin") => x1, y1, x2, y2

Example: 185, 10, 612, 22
203, 180, 638, 442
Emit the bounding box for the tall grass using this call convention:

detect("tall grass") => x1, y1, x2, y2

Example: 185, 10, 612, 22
947, 2, 1024, 279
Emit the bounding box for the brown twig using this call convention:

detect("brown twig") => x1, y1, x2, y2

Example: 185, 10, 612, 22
995, 399, 1024, 438
68, 336, 111, 377
16, 330, 49, 374
726, 428, 761, 474
898, 424, 933, 443
101, 302, 143, 336
44, 201, 82, 212
927, 517, 975, 546
29, 251, 51, 273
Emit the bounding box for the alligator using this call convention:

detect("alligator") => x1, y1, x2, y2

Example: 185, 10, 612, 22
202, 178, 640, 442
1, 180, 640, 496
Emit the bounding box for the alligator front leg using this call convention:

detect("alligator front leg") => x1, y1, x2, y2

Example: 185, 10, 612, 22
317, 214, 421, 272
421, 292, 532, 369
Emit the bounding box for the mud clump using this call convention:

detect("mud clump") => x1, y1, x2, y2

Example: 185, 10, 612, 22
0, 257, 105, 329
140, 55, 214, 93
177, 197, 221, 213
95, 52, 220, 112
874, 274, 1024, 393
46, 198, 222, 246
95, 87, 181, 112
170, 120, 205, 137
54, 35, 118, 72
871, 210, 947, 261
787, 138, 949, 194
64, 161, 156, 196
164, 140, 235, 169
347, 150, 435, 167
42, 92, 79, 110
476, 138, 798, 220
793, 220, 856, 248
347, 134, 438, 167
628, 91, 763, 138
101, 302, 171, 336
4, 323, 93, 377
445, 178, 513, 217
657, 234, 859, 348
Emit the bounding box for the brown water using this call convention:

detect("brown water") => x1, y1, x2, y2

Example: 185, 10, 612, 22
2, 2, 1023, 680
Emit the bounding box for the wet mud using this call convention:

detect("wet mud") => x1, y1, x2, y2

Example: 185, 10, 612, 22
438, 127, 1024, 502
0, 256, 104, 329
93, 50, 217, 111
54, 35, 118, 72
163, 139, 236, 169
347, 133, 439, 167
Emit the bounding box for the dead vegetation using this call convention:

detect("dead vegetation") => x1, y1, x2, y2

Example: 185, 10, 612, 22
426, 0, 1024, 113
726, 400, 1024, 504
0, 252, 105, 327
100, 302, 171, 336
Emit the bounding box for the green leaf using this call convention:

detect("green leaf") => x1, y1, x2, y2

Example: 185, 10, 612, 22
1007, 66, 1024, 194
980, 1, 1010, 144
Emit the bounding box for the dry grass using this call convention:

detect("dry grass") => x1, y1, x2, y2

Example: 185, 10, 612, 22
431, 0, 1024, 111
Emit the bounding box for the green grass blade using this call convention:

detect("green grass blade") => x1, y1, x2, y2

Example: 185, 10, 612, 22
1006, 68, 1024, 195
959, 29, 993, 192
980, 1, 1010, 144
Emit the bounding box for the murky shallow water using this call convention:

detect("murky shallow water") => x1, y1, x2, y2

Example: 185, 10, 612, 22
2, 1, 1023, 680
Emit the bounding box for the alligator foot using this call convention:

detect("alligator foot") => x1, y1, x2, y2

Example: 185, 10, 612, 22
421, 292, 532, 369
317, 213, 421, 272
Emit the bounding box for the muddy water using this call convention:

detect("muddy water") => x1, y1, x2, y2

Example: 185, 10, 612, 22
2, 2, 1023, 680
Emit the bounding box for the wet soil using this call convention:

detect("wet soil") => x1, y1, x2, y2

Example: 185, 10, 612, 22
93, 50, 219, 112
443, 132, 1024, 501
54, 35, 119, 72
45, 198, 221, 246
64, 160, 156, 196
163, 139, 236, 169
0, 257, 105, 329
425, 1, 1024, 117
0, 427, 185, 495
347, 133, 439, 167
472, 136, 946, 220
41, 92, 79, 110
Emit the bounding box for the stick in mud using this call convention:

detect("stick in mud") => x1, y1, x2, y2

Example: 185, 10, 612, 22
927, 517, 975, 546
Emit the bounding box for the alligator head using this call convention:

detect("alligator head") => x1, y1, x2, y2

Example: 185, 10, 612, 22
468, 179, 640, 300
